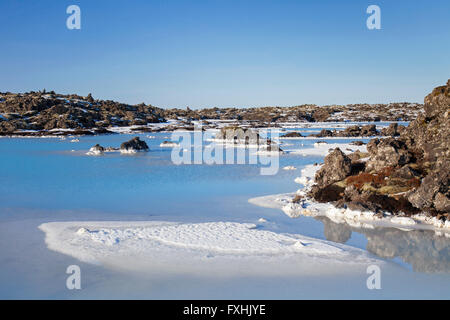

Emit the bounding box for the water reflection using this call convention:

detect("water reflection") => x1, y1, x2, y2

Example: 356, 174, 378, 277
315, 216, 450, 273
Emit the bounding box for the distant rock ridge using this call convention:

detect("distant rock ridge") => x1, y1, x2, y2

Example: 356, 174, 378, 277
308, 80, 450, 220
0, 91, 164, 135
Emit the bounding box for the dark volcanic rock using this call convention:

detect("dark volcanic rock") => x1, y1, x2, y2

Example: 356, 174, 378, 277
314, 129, 334, 137
403, 80, 450, 213
350, 140, 365, 146
380, 123, 405, 137
365, 137, 413, 171
87, 144, 105, 155
314, 148, 352, 187
281, 131, 303, 138
313, 125, 379, 138
1, 91, 423, 136
309, 184, 345, 202
0, 91, 165, 135
310, 80, 450, 217
215, 126, 265, 145
120, 137, 149, 153
360, 124, 378, 136
407, 163, 449, 212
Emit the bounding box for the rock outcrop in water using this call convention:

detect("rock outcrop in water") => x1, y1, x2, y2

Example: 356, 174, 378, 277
120, 137, 149, 153
312, 124, 380, 138
311, 123, 407, 138
87, 144, 105, 155
281, 131, 303, 138
309, 80, 450, 220
215, 126, 265, 145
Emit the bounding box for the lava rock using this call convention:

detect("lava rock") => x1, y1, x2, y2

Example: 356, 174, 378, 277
314, 148, 352, 187
120, 137, 149, 153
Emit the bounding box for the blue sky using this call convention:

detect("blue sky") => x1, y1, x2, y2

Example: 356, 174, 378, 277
0, 0, 449, 108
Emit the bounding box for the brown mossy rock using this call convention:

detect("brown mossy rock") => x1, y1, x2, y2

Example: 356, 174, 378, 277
344, 166, 420, 196
309, 184, 345, 203
314, 148, 352, 187
340, 185, 419, 215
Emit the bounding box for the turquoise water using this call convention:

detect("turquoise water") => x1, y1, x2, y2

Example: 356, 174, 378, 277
0, 127, 449, 298
0, 133, 323, 217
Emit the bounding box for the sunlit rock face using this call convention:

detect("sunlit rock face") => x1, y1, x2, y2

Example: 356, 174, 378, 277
309, 80, 449, 219
405, 80, 450, 213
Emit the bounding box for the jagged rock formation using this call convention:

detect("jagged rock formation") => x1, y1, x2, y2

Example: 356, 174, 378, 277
309, 80, 450, 219
315, 149, 352, 187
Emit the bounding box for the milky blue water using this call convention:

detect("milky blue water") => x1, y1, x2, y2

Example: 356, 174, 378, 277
0, 125, 449, 299
0, 132, 321, 218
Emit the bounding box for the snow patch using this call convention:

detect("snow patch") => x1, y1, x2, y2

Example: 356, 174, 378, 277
39, 221, 382, 276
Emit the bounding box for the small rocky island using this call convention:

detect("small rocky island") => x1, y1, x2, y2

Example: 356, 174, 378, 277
87, 137, 149, 155
307, 80, 449, 221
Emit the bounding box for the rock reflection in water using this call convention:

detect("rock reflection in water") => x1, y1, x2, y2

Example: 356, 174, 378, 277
316, 216, 450, 273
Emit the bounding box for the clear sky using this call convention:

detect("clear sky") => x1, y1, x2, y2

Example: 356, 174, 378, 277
1, 0, 449, 108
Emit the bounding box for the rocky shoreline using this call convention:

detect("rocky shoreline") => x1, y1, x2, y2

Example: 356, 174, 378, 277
0, 90, 421, 137
303, 80, 449, 222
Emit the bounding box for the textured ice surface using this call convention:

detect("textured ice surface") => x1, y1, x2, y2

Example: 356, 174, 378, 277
39, 221, 382, 276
